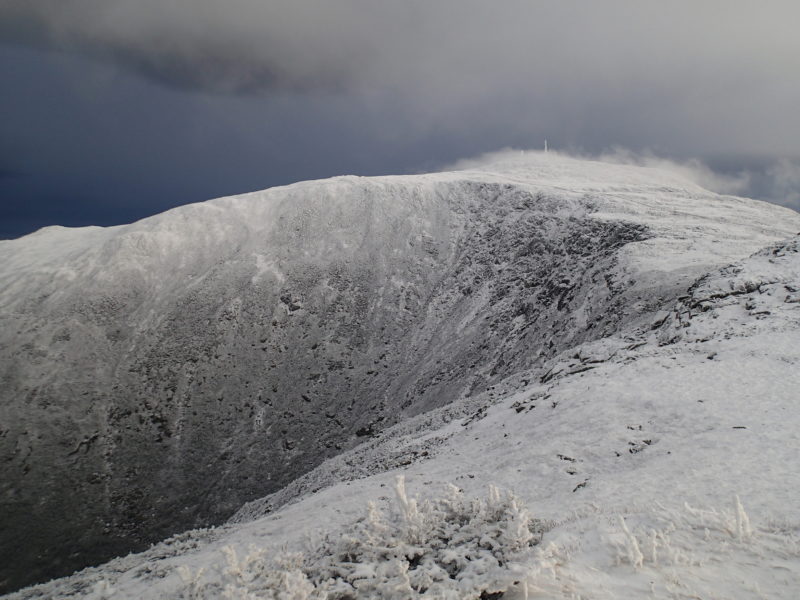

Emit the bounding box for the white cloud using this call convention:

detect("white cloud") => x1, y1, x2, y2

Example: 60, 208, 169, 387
593, 148, 752, 196
764, 160, 800, 211
443, 146, 752, 197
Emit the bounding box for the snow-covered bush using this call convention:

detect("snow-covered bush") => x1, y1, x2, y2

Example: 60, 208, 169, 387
174, 476, 543, 599
611, 495, 757, 571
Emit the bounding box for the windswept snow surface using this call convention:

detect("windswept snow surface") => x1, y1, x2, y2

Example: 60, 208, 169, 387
10, 234, 800, 599
2, 153, 800, 595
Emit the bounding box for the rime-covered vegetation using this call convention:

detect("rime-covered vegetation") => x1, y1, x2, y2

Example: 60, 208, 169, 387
170, 477, 542, 599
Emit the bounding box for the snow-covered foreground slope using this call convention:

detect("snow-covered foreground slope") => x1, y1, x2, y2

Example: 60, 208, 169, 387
2, 153, 799, 595
10, 234, 800, 599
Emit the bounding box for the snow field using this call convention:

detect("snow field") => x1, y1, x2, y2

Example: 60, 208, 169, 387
11, 237, 799, 599
4, 155, 800, 598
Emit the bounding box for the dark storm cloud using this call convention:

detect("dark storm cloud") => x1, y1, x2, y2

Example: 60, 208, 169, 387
1, 1, 799, 239
0, 0, 372, 92
3, 1, 800, 157
0, 167, 25, 180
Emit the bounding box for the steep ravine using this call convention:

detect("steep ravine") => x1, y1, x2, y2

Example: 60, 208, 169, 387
1, 161, 796, 593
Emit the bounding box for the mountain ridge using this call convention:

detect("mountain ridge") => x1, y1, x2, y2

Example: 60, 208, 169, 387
8, 230, 800, 599
2, 154, 799, 593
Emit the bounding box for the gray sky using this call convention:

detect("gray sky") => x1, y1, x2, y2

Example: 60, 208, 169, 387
2, 1, 799, 238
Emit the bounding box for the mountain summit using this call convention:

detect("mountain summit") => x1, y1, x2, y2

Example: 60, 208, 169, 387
2, 154, 798, 594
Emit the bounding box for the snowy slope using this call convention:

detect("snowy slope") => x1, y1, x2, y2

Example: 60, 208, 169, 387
10, 235, 800, 600
2, 153, 799, 595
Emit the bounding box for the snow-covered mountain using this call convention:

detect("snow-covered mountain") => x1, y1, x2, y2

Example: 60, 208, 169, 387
2, 153, 799, 597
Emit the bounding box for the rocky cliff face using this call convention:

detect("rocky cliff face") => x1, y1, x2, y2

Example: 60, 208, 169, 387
1, 156, 797, 592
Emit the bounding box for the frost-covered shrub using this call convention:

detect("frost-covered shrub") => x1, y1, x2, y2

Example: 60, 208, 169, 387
175, 476, 543, 599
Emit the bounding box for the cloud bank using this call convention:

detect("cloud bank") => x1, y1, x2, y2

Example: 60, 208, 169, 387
444, 147, 800, 212
1, 1, 798, 239
3, 1, 799, 157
